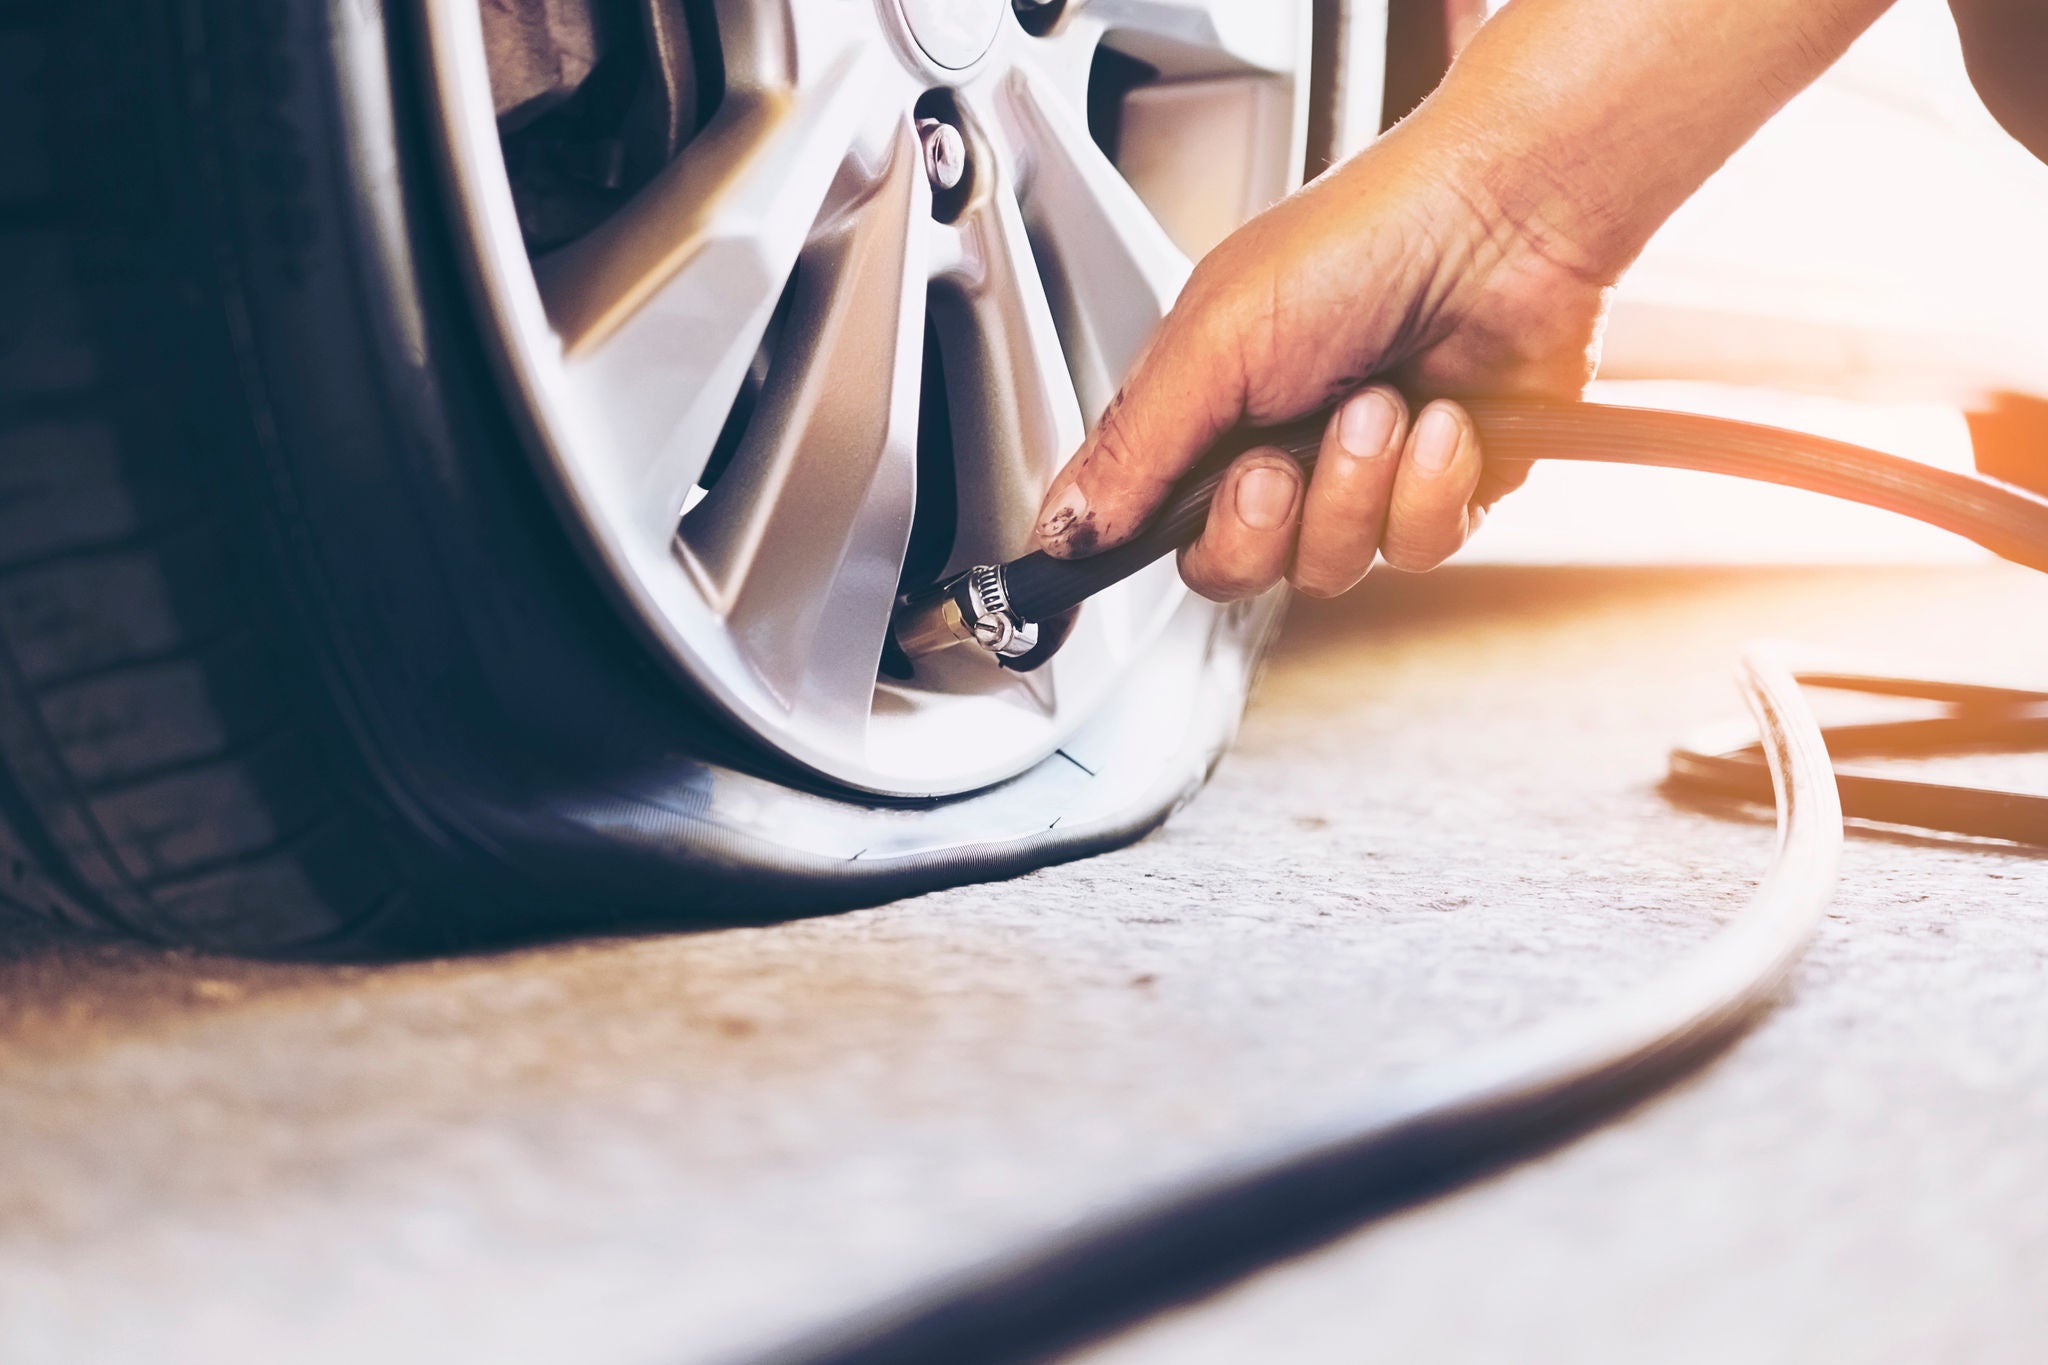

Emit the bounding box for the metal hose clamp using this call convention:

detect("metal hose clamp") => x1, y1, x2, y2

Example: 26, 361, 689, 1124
965, 565, 1039, 658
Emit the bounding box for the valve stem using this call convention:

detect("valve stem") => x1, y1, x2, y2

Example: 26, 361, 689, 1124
892, 564, 1038, 663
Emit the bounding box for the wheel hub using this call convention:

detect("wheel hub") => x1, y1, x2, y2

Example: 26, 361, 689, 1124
894, 0, 1006, 71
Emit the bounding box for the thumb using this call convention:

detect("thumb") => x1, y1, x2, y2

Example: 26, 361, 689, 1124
1035, 302, 1246, 559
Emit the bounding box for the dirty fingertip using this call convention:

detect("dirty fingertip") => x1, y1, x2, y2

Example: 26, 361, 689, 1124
1035, 481, 1096, 557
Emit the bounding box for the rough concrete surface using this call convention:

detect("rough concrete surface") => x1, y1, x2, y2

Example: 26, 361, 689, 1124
0, 564, 2043, 1364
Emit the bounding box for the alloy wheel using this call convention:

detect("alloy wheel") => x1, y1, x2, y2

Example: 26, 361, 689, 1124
421, 0, 1316, 794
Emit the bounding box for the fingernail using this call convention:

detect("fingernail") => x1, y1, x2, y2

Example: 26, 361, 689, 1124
1037, 483, 1089, 543
1337, 389, 1399, 458
1236, 464, 1297, 529
1411, 405, 1461, 474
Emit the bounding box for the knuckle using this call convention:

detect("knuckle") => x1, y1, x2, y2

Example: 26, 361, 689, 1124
1381, 497, 1470, 571
1181, 552, 1261, 602
1180, 266, 1268, 369
1288, 571, 1350, 599
1182, 249, 1247, 313
1085, 395, 1153, 486
1287, 545, 1360, 598
1380, 534, 1451, 573
1180, 256, 1227, 309
1185, 573, 1246, 602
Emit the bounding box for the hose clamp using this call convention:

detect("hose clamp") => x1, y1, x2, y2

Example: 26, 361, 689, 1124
965, 565, 1039, 658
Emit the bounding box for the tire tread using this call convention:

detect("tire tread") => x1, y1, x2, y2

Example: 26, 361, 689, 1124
0, 4, 415, 950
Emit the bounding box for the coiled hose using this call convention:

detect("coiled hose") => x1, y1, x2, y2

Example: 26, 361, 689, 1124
811, 400, 2048, 1365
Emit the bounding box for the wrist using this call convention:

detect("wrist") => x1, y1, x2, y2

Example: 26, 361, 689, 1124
1362, 89, 1626, 329
1408, 0, 1897, 287
1415, 57, 1643, 289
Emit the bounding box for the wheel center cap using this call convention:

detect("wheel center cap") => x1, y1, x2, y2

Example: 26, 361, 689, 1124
895, 0, 1005, 70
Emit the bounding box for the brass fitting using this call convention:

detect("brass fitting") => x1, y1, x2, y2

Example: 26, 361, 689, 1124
891, 565, 1040, 661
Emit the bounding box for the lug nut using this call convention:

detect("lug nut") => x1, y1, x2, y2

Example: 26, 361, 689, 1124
916, 117, 967, 193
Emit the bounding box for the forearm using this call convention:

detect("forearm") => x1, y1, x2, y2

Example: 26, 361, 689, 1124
1416, 0, 1897, 281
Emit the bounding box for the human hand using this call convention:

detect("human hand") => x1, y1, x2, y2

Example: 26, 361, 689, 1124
1031, 0, 1900, 597
1032, 107, 1613, 598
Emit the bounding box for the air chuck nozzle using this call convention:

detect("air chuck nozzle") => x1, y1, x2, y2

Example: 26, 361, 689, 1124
891, 565, 1039, 663
887, 413, 1334, 672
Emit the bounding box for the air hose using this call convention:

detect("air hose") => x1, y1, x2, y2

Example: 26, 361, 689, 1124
803, 400, 2048, 1365
892, 400, 2048, 658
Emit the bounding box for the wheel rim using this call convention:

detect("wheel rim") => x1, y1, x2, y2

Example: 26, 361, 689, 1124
420, 0, 1314, 795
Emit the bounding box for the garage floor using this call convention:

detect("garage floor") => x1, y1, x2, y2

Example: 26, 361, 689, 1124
2, 563, 2043, 1364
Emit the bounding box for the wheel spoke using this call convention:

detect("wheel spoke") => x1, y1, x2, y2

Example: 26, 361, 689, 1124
996, 68, 1192, 421
428, 0, 1315, 789
534, 48, 892, 544
934, 184, 1086, 571
679, 123, 930, 730
535, 48, 884, 356
1081, 0, 1304, 77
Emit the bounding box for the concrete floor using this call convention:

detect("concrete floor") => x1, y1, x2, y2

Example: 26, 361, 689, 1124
1, 564, 2043, 1364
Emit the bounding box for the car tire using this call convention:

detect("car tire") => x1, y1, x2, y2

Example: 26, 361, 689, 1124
0, 0, 1323, 954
